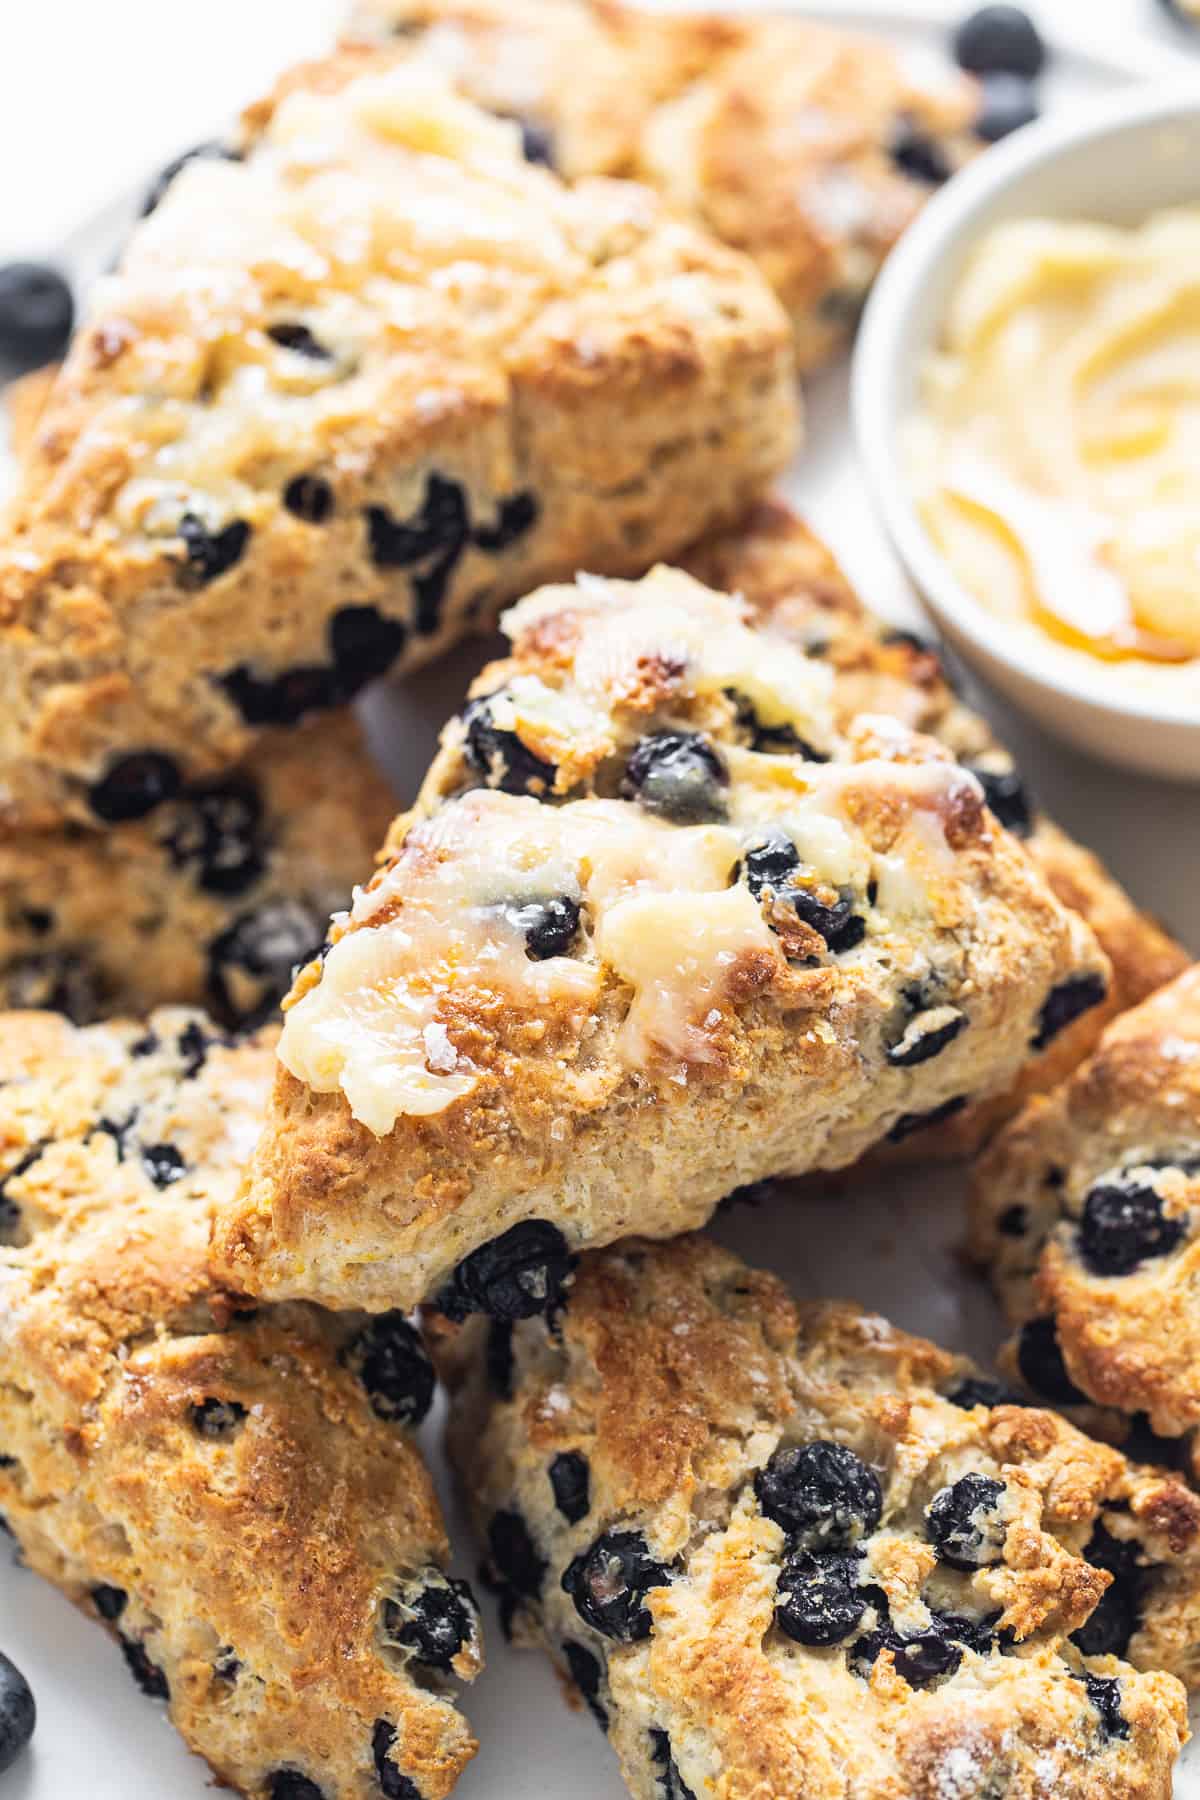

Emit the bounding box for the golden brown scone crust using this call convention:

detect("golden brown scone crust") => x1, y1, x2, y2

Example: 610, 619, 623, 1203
345, 0, 981, 368
4, 363, 58, 460
680, 499, 1189, 1154
0, 1007, 480, 1799
0, 710, 395, 1025
0, 45, 795, 829
429, 1234, 1193, 1797
971, 968, 1200, 1476
212, 559, 1106, 1314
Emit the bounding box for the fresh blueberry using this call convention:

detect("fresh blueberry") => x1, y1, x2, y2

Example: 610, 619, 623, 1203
283, 474, 335, 524
190, 1398, 247, 1439
142, 1143, 186, 1189
142, 142, 240, 216
0, 262, 74, 372
516, 119, 556, 167
506, 896, 582, 960
968, 763, 1034, 836
774, 1550, 867, 1646
0, 1652, 35, 1773
562, 1531, 670, 1642
382, 1570, 479, 1673
219, 661, 337, 727
120, 1635, 169, 1699
975, 72, 1039, 142
372, 1718, 421, 1799
890, 119, 954, 185
268, 1774, 326, 1800
953, 6, 1045, 77
623, 732, 729, 824
487, 1509, 546, 1600
207, 898, 324, 1028
177, 514, 251, 587
564, 1641, 607, 1730
162, 776, 264, 897
473, 491, 539, 552
1032, 973, 1107, 1050
549, 1451, 591, 1524
887, 1096, 968, 1142
91, 1584, 128, 1621
435, 1221, 574, 1324
754, 1441, 882, 1551
850, 1612, 990, 1687
342, 1313, 435, 1428
266, 322, 333, 360
1078, 1176, 1186, 1276
1016, 1316, 1085, 1405
1083, 1672, 1129, 1740
328, 605, 408, 697
925, 1473, 1006, 1569
462, 694, 558, 797
649, 1727, 696, 1800
886, 1006, 966, 1068
5, 952, 100, 1023
88, 751, 182, 823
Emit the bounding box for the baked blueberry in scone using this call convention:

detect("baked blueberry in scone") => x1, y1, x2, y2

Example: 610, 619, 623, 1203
0, 712, 396, 1027
679, 499, 1189, 1153
0, 48, 795, 829
0, 1008, 481, 1800
427, 1234, 1195, 1799
212, 561, 1107, 1315
971, 968, 1200, 1491
343, 0, 982, 371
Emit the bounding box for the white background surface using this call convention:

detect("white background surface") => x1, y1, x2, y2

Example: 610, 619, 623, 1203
1, 3, 1199, 1798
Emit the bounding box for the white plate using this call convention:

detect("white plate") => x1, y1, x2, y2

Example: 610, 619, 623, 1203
2, 9, 1198, 1799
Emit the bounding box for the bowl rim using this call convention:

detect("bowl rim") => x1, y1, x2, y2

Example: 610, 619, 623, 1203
852, 78, 1200, 735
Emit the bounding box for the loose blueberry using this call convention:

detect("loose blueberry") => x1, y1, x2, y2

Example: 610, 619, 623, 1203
487, 1509, 546, 1600
507, 895, 582, 961
142, 1143, 186, 1189
774, 1550, 867, 1646
372, 1718, 421, 1799
88, 751, 182, 823
5, 953, 100, 1023
328, 604, 408, 697
516, 119, 556, 167
190, 1398, 247, 1439
0, 262, 74, 372
946, 1376, 1024, 1411
435, 1221, 574, 1324
1016, 1316, 1085, 1405
383, 1570, 479, 1673
997, 1205, 1029, 1238
649, 1728, 696, 1800
925, 1473, 1006, 1569
142, 142, 240, 217
975, 72, 1039, 142
219, 661, 337, 727
92, 1584, 128, 1621
968, 763, 1034, 836
890, 119, 954, 184
953, 6, 1045, 77
266, 322, 333, 360
623, 732, 729, 824
887, 1096, 967, 1142
0, 1652, 35, 1773
462, 694, 558, 797
268, 1773, 326, 1800
120, 1635, 169, 1699
1078, 1177, 1186, 1277
1083, 1672, 1129, 1740
562, 1531, 670, 1642
887, 1006, 966, 1068
486, 1320, 515, 1400
1032, 973, 1107, 1050
549, 1451, 591, 1525
754, 1441, 882, 1551
207, 898, 324, 1029
177, 514, 251, 587
564, 1640, 607, 1730
342, 1313, 435, 1428
162, 776, 264, 897
283, 474, 335, 524
473, 491, 539, 552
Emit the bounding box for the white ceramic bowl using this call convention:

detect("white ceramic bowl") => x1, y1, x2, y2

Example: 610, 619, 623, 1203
853, 82, 1200, 782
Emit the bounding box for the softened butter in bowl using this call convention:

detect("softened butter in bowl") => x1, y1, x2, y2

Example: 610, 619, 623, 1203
907, 208, 1200, 701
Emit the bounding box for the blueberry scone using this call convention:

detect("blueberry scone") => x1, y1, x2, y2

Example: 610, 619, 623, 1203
971, 967, 1200, 1482
212, 561, 1106, 1315
428, 1234, 1196, 1798
0, 711, 395, 1027
0, 50, 795, 829
345, 0, 982, 370
680, 499, 1190, 1153
0, 1007, 481, 1799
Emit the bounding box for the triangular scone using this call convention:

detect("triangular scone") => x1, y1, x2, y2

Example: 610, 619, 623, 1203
213, 564, 1107, 1314
428, 1235, 1194, 1799
0, 50, 794, 829
0, 1009, 480, 1800
344, 0, 981, 370
972, 968, 1200, 1494
678, 500, 1190, 1153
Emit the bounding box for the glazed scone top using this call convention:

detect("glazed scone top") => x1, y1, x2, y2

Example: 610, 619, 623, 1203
0, 1007, 481, 1800
431, 1236, 1196, 1799
279, 564, 1105, 1135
